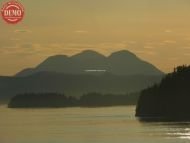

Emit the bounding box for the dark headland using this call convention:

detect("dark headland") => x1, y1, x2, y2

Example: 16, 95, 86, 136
136, 65, 190, 121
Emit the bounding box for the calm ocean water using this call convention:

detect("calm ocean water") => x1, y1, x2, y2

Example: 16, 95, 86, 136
0, 106, 190, 143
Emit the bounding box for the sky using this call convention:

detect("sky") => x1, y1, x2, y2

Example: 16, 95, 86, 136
0, 0, 190, 75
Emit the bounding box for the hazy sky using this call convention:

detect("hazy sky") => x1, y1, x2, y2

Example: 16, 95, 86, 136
0, 0, 190, 75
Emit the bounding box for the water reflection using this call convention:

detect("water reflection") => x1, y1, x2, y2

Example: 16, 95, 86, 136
167, 123, 190, 140
1, 106, 190, 143
140, 122, 190, 141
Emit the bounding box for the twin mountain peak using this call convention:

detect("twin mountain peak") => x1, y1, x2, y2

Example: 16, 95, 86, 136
16, 50, 164, 77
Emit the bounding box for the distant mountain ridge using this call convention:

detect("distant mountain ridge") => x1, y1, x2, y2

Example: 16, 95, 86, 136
16, 50, 164, 77
0, 50, 164, 104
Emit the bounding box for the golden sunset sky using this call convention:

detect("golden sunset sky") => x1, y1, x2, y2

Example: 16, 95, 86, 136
0, 0, 190, 75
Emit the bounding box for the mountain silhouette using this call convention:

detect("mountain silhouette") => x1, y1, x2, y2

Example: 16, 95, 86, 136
0, 50, 164, 104
16, 50, 163, 76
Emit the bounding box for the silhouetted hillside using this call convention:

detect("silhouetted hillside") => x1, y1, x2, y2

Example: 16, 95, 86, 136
0, 72, 162, 103
136, 65, 190, 121
16, 50, 163, 77
8, 92, 139, 108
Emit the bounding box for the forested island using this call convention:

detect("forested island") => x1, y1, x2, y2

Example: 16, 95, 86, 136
136, 65, 190, 121
8, 92, 139, 108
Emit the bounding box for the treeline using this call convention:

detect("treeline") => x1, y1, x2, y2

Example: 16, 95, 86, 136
136, 65, 190, 120
8, 92, 139, 108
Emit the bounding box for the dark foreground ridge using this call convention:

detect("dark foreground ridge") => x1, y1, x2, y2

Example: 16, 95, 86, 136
8, 92, 139, 108
136, 65, 190, 121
